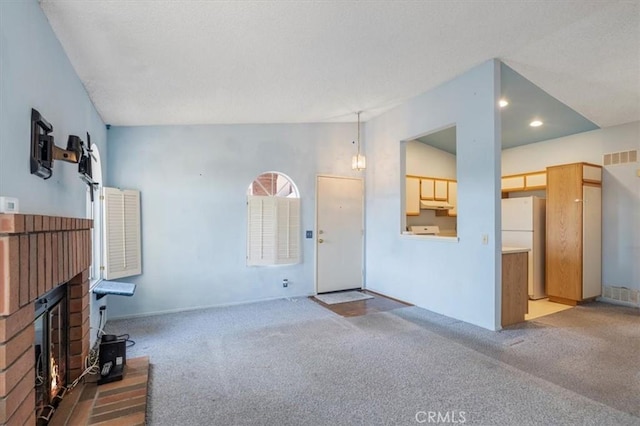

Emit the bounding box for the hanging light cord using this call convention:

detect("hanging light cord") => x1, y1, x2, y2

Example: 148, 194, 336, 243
356, 111, 361, 157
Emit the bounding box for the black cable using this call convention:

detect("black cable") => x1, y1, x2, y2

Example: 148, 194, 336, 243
117, 333, 135, 348
96, 310, 104, 340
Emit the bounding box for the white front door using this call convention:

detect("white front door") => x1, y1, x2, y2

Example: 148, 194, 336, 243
316, 175, 364, 293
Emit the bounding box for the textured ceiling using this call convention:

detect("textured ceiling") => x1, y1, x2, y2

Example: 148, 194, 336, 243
39, 1, 640, 126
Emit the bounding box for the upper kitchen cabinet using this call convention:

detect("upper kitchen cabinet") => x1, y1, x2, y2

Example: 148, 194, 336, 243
435, 180, 457, 217
419, 177, 451, 202
501, 171, 546, 193
406, 177, 421, 216
420, 178, 435, 200
434, 180, 448, 201
546, 162, 602, 305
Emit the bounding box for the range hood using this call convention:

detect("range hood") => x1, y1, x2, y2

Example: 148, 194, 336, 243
420, 200, 454, 210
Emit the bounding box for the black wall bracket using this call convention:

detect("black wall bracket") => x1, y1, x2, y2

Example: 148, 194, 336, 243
30, 109, 98, 191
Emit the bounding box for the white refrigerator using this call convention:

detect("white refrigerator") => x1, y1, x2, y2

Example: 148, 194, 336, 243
502, 196, 546, 300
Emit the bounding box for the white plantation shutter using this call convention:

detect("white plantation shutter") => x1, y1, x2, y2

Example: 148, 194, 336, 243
103, 187, 142, 279
247, 196, 300, 265
276, 197, 300, 263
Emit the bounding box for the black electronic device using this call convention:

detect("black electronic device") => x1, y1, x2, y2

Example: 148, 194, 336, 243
30, 109, 54, 179
97, 336, 126, 385
78, 132, 99, 200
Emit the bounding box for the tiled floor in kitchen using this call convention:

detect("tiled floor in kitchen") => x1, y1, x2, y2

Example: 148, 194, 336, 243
525, 298, 573, 321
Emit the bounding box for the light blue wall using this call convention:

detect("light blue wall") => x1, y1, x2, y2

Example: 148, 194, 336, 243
502, 121, 640, 293
0, 0, 107, 345
365, 60, 502, 330
106, 123, 359, 318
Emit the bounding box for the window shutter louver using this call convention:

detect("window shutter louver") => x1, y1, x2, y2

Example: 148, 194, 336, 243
247, 196, 300, 265
276, 197, 300, 264
103, 187, 142, 279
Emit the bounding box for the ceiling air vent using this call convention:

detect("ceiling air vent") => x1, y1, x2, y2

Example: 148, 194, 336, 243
603, 150, 637, 166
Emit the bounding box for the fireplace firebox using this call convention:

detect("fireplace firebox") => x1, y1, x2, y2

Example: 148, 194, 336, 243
34, 284, 68, 424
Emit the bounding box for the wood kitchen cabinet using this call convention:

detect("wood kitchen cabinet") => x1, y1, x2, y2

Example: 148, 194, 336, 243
447, 181, 457, 216
420, 178, 435, 199
546, 162, 602, 305
406, 177, 420, 216
501, 170, 546, 193
525, 171, 546, 189
407, 175, 457, 217
501, 175, 525, 192
436, 180, 457, 217
434, 180, 448, 200
502, 251, 528, 327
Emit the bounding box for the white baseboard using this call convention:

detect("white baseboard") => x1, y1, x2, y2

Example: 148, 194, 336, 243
106, 293, 315, 321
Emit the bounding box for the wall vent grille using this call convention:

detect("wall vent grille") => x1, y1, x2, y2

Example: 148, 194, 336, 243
603, 150, 637, 166
603, 285, 639, 307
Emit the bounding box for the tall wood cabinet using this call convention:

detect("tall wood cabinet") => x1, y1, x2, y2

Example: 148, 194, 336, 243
546, 162, 602, 305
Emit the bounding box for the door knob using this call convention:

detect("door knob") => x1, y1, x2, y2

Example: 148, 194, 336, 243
318, 239, 324, 243
318, 230, 324, 234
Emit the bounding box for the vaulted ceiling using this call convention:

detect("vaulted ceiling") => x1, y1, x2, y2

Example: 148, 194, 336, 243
40, 1, 639, 127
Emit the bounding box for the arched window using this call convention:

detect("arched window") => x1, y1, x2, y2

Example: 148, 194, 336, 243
247, 172, 300, 265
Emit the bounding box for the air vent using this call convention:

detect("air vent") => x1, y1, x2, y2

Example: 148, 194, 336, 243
603, 150, 637, 166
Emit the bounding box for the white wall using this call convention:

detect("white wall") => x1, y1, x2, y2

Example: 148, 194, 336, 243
365, 60, 502, 330
405, 141, 457, 231
502, 121, 640, 292
106, 123, 360, 318
0, 0, 108, 345
406, 140, 457, 178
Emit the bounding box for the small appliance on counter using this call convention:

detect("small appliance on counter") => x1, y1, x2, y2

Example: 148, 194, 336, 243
97, 334, 126, 385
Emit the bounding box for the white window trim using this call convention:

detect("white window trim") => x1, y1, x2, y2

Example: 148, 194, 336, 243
86, 145, 103, 290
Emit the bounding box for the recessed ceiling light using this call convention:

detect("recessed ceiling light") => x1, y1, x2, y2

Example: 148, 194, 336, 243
530, 120, 543, 127
499, 99, 509, 108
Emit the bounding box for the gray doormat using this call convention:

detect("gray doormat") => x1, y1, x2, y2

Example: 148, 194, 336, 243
315, 291, 373, 305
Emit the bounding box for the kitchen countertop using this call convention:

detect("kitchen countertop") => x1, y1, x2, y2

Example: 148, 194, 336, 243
502, 246, 531, 254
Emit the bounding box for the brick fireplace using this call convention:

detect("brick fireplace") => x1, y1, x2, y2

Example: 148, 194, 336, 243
0, 214, 92, 425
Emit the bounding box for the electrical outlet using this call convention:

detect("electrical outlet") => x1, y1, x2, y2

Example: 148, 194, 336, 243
482, 234, 489, 245
306, 230, 313, 239
282, 279, 289, 288
0, 197, 19, 213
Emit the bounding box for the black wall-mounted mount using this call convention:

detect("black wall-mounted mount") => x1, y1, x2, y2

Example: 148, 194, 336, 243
30, 109, 99, 193
80, 132, 99, 201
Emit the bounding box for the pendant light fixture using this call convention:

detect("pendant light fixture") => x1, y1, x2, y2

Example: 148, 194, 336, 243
351, 111, 366, 171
